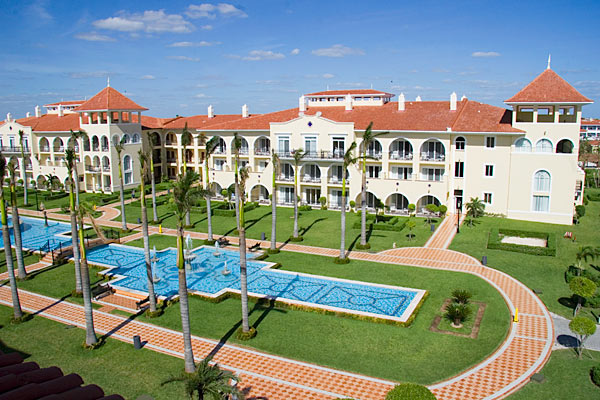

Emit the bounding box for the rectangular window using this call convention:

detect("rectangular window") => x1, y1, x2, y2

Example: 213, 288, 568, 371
278, 136, 290, 155
485, 137, 496, 148
281, 163, 294, 180
214, 159, 225, 171
257, 161, 268, 172
280, 187, 294, 203
483, 193, 492, 204
366, 165, 381, 178
421, 168, 444, 181
304, 136, 317, 156
485, 165, 494, 177
533, 195, 549, 212
455, 161, 464, 178
332, 137, 345, 157
305, 188, 321, 205
391, 166, 412, 180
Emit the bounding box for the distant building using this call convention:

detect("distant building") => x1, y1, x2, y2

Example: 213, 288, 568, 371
581, 118, 600, 139
0, 67, 592, 225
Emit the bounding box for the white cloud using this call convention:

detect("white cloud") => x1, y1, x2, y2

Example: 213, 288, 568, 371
168, 41, 220, 47
312, 44, 365, 58
194, 93, 209, 98
167, 56, 201, 62
290, 48, 300, 55
186, 3, 247, 19
229, 50, 285, 61
322, 73, 335, 79
93, 10, 194, 34
201, 24, 213, 30
75, 32, 115, 42
471, 51, 501, 58
28, 0, 52, 22
140, 75, 156, 80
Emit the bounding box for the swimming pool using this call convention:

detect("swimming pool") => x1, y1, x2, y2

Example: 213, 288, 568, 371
87, 243, 427, 323
0, 215, 73, 252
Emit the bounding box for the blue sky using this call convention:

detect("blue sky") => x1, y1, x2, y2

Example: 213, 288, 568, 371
1, 0, 599, 119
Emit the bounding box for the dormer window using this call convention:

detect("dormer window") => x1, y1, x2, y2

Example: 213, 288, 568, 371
559, 106, 576, 123
537, 107, 554, 123
355, 97, 362, 101
516, 107, 534, 122
320, 98, 326, 102
373, 97, 380, 101
337, 97, 344, 101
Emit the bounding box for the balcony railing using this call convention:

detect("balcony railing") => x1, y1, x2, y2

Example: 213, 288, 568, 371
277, 150, 344, 160
301, 176, 321, 184
328, 177, 343, 184
365, 151, 382, 160
420, 153, 445, 162
389, 151, 413, 160
213, 148, 226, 155
254, 148, 270, 156
277, 175, 294, 182
40, 146, 50, 152
102, 146, 109, 152
167, 158, 176, 163
86, 165, 101, 172
0, 146, 30, 153
54, 146, 65, 152
103, 166, 110, 172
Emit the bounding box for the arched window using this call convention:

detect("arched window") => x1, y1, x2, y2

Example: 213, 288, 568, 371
132, 133, 140, 143
112, 135, 120, 146
123, 155, 133, 184
101, 136, 109, 151
556, 139, 574, 154
122, 134, 131, 144
535, 138, 553, 153
514, 138, 532, 152
534, 170, 551, 192
455, 136, 466, 150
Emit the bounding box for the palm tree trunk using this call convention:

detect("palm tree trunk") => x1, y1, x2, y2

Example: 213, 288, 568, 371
340, 194, 346, 259
239, 226, 250, 332
1, 200, 23, 320
21, 153, 28, 206
141, 199, 157, 313
150, 156, 158, 223
360, 162, 367, 246
10, 195, 26, 279
74, 168, 80, 206
206, 196, 213, 241
78, 217, 98, 346
177, 227, 195, 373
270, 185, 277, 251
118, 163, 127, 231
71, 211, 82, 294
293, 178, 299, 238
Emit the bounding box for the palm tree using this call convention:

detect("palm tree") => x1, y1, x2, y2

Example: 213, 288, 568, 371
0, 154, 23, 320
359, 122, 387, 249
17, 130, 28, 206
145, 132, 159, 223
465, 197, 485, 226
114, 137, 128, 231
574, 246, 599, 276
161, 356, 244, 400
291, 148, 306, 240
68, 129, 87, 206
65, 148, 83, 295
45, 173, 57, 193
270, 150, 280, 252
7, 163, 26, 279
339, 142, 359, 261
181, 124, 193, 227
172, 170, 206, 373
203, 136, 220, 243
138, 150, 158, 314
232, 134, 252, 335
77, 201, 98, 347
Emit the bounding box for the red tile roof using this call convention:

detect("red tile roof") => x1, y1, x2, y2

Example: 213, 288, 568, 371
203, 99, 522, 133
16, 113, 81, 132
505, 69, 592, 103
305, 89, 394, 97
74, 87, 148, 111
581, 118, 600, 126
162, 114, 247, 130
43, 100, 85, 107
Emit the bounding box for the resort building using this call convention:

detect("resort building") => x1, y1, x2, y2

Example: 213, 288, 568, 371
0, 66, 591, 225
581, 118, 600, 139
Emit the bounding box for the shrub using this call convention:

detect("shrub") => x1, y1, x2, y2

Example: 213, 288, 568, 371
438, 205, 448, 215
592, 365, 600, 387
235, 327, 257, 341
349, 200, 356, 210
60, 203, 70, 214
385, 383, 437, 400
319, 196, 327, 209
444, 302, 472, 327
576, 205, 586, 218
299, 205, 312, 211
451, 289, 472, 305
408, 203, 416, 213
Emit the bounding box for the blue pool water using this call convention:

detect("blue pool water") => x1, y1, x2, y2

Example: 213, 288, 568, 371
87, 244, 425, 321
0, 215, 73, 251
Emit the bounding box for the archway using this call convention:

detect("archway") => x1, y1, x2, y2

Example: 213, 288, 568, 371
556, 139, 574, 154
386, 193, 409, 213
389, 139, 413, 160
416, 195, 441, 213
250, 184, 269, 202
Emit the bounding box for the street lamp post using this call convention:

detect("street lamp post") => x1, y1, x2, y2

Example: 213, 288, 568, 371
456, 196, 463, 234
40, 202, 47, 226
34, 184, 39, 211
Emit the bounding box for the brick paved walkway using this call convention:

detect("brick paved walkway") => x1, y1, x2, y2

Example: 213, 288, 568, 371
6, 205, 553, 399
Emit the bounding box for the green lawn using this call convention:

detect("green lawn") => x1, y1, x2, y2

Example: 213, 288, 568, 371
116, 196, 439, 252
508, 349, 600, 399
0, 306, 189, 400
450, 195, 600, 320
17, 250, 510, 385
0, 249, 40, 275
6, 189, 114, 211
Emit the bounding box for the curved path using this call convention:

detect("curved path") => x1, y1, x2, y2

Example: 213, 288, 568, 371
7, 207, 554, 399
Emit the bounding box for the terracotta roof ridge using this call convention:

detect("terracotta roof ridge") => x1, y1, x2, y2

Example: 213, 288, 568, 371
450, 99, 470, 131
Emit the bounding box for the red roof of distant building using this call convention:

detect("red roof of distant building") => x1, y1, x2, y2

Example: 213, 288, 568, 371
43, 100, 85, 107
162, 114, 247, 130
581, 118, 600, 126
16, 113, 81, 132
74, 87, 148, 111
505, 69, 592, 103
204, 99, 522, 133
305, 89, 394, 97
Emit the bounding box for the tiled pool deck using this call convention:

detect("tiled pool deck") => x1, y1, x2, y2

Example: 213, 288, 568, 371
86, 244, 426, 324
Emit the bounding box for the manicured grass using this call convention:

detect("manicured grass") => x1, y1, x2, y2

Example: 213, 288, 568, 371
116, 196, 439, 252
0, 306, 189, 399
0, 249, 40, 275
22, 250, 510, 384
125, 234, 204, 250
450, 196, 600, 320
6, 189, 115, 210
508, 349, 600, 399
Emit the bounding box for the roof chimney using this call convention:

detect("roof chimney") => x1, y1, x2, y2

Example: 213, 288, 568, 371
26, 112, 30, 118
450, 92, 457, 111
57, 104, 64, 117
398, 93, 405, 111
299, 95, 306, 112
345, 94, 352, 111
415, 96, 422, 102
208, 105, 214, 118
35, 105, 41, 117
461, 95, 467, 101
242, 104, 249, 118
6, 113, 11, 122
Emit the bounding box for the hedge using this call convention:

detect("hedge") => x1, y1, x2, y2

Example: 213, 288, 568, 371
352, 216, 407, 232
385, 383, 437, 400
42, 192, 68, 201
587, 192, 600, 202
487, 228, 556, 256
212, 202, 259, 217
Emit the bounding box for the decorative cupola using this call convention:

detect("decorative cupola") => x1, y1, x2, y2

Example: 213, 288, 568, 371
398, 93, 405, 111
73, 84, 148, 125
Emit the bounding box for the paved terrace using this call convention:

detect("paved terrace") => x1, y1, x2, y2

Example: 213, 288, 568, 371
5, 206, 554, 400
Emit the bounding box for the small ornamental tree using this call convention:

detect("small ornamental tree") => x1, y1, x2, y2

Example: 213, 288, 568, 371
406, 220, 416, 241
385, 383, 437, 400
569, 316, 597, 359
465, 197, 485, 226
425, 204, 438, 224
319, 196, 327, 210
349, 200, 356, 212
408, 203, 416, 215
438, 204, 448, 216
569, 277, 597, 314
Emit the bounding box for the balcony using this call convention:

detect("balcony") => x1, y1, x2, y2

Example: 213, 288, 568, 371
301, 176, 321, 184
102, 146, 109, 152
167, 158, 177, 163
103, 166, 110, 172
86, 165, 101, 172
254, 148, 270, 156
277, 150, 344, 160
40, 146, 50, 152
389, 151, 413, 161
328, 177, 344, 185
365, 151, 382, 160
277, 175, 294, 182
420, 153, 445, 162
213, 148, 226, 155
0, 146, 30, 153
